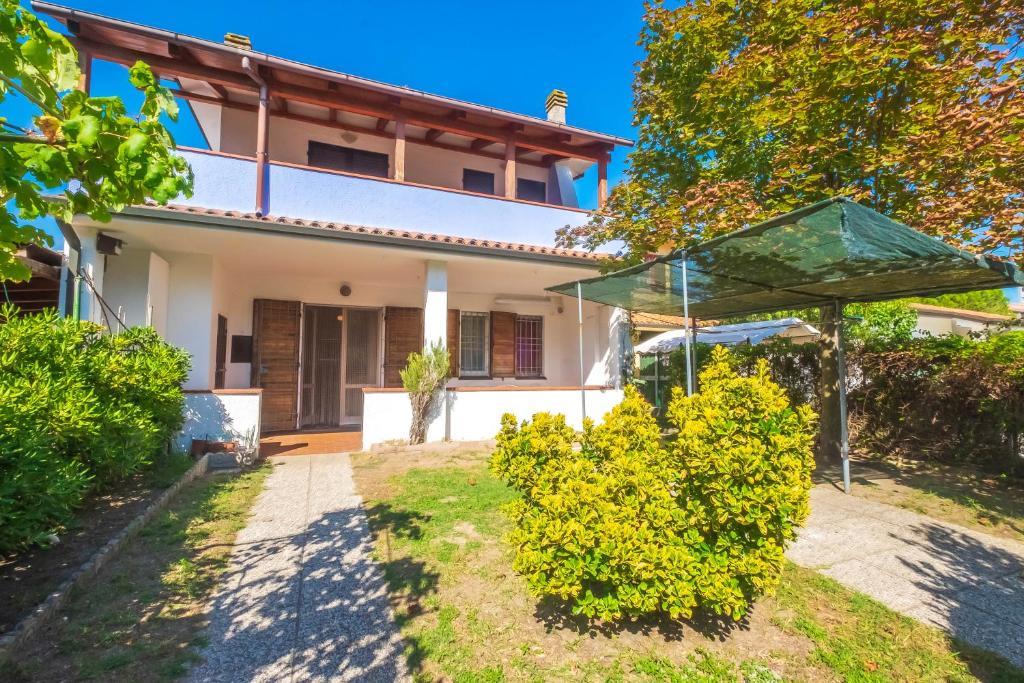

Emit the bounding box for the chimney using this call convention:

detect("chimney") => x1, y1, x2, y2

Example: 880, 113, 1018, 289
224, 32, 253, 50
545, 89, 568, 124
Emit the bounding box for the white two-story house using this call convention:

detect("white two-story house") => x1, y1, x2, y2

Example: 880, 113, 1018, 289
37, 2, 633, 450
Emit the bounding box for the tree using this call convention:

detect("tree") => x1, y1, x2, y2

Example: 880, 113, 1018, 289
0, 1, 193, 280
559, 0, 1024, 264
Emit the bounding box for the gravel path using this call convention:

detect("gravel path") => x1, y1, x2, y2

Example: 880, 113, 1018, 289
189, 453, 408, 682
790, 486, 1024, 667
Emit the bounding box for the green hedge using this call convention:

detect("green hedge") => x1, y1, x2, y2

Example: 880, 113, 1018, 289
0, 306, 190, 551
492, 347, 815, 622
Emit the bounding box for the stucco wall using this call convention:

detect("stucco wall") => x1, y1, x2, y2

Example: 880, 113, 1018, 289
176, 390, 262, 452
165, 252, 215, 389
362, 387, 625, 449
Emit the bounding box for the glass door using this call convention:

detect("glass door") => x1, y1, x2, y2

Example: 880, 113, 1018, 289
341, 308, 381, 424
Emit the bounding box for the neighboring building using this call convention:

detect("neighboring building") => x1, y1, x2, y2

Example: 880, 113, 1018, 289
1010, 302, 1024, 320
631, 312, 689, 343
37, 3, 633, 449
909, 303, 1014, 337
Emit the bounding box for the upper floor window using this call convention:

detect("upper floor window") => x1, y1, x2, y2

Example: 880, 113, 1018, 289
459, 311, 490, 376
517, 178, 547, 203
308, 141, 389, 178
463, 169, 495, 195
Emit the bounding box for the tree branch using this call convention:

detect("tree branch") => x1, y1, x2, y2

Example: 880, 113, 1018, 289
0, 74, 61, 119
0, 133, 61, 145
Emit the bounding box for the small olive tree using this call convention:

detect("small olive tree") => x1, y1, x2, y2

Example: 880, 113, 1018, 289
400, 341, 450, 444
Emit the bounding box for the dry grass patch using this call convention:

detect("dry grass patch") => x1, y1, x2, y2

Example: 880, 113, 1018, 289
0, 463, 271, 682
844, 458, 1024, 544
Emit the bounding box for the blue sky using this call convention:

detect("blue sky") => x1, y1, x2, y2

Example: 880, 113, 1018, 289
6, 0, 644, 247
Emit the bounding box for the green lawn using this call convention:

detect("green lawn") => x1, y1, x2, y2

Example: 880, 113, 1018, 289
352, 448, 1024, 683
1, 463, 271, 682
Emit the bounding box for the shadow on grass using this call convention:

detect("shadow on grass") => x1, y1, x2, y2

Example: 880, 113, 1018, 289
532, 595, 752, 643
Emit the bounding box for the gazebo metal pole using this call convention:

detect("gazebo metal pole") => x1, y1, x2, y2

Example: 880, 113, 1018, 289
835, 299, 851, 494
654, 351, 661, 410
576, 281, 587, 422
681, 252, 694, 396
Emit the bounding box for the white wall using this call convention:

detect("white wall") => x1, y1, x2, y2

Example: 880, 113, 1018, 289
147, 252, 169, 335
102, 248, 150, 329
362, 387, 625, 449
165, 252, 215, 389
176, 390, 262, 452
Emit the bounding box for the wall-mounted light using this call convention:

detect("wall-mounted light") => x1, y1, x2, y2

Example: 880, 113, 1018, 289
340, 131, 358, 144
340, 283, 352, 297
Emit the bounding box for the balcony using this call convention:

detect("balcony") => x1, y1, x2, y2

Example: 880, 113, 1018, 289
176, 148, 595, 249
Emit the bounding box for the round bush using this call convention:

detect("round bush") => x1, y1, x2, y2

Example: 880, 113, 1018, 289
491, 345, 815, 621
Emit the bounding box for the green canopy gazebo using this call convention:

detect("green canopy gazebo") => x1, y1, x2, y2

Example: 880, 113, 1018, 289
549, 197, 1024, 493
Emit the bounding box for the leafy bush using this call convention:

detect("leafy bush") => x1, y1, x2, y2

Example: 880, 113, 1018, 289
400, 341, 449, 445
851, 331, 1024, 474
0, 306, 190, 551
492, 346, 815, 622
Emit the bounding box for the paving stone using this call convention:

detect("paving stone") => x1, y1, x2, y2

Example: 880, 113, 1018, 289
189, 453, 408, 683
792, 483, 1024, 669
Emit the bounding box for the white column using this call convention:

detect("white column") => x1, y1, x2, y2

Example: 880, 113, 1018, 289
423, 260, 448, 350
77, 226, 104, 325
607, 306, 629, 389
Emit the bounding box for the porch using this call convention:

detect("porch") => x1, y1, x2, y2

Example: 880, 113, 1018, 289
88, 206, 627, 447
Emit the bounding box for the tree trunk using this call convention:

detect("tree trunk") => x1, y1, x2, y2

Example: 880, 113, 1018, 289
818, 305, 842, 464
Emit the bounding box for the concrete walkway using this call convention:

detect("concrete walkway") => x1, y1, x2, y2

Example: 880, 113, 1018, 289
790, 486, 1024, 667
189, 453, 408, 683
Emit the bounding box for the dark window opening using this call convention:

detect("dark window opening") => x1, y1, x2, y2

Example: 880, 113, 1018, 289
231, 334, 253, 363
463, 169, 495, 195
308, 141, 389, 178
517, 178, 547, 203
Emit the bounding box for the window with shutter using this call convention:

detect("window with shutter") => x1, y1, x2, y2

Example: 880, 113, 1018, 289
517, 178, 547, 203
459, 311, 489, 376
308, 141, 389, 178
463, 169, 495, 195
515, 315, 544, 377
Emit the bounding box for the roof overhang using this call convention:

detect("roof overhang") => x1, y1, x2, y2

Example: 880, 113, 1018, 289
107, 203, 606, 267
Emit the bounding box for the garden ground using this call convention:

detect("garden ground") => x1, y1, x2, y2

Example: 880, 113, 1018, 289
0, 463, 270, 682
352, 443, 1024, 682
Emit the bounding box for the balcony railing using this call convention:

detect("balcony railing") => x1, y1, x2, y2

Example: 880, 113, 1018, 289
176, 148, 594, 248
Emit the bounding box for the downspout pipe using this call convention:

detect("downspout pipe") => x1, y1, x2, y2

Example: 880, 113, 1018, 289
242, 56, 269, 217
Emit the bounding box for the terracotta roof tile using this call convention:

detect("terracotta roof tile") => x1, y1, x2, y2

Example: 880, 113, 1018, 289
135, 202, 604, 262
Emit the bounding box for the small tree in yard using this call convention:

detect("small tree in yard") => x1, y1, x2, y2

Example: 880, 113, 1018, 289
0, 1, 192, 281
400, 341, 450, 445
492, 346, 815, 622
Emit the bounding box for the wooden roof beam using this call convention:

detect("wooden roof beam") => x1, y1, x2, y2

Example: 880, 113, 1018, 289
375, 117, 389, 131
470, 139, 493, 151
267, 80, 604, 160
424, 128, 444, 143
73, 36, 256, 91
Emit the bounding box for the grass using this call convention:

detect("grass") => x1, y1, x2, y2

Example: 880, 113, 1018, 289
353, 447, 1024, 683
0, 463, 271, 682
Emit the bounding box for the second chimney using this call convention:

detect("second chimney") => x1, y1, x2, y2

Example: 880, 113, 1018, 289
545, 89, 568, 124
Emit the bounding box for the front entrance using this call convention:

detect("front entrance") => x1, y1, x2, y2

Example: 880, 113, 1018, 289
299, 305, 381, 428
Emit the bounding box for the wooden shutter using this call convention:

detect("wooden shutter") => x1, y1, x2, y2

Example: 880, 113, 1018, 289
490, 311, 516, 377
447, 309, 460, 376
251, 299, 301, 433
383, 306, 423, 387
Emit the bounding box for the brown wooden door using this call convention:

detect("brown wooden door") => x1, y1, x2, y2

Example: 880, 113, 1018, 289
383, 306, 423, 387
214, 315, 227, 389
252, 299, 301, 432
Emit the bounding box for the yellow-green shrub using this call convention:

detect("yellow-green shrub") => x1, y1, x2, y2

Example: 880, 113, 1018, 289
491, 346, 815, 622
